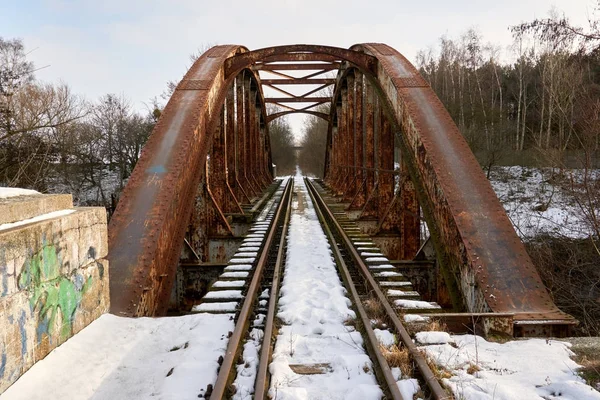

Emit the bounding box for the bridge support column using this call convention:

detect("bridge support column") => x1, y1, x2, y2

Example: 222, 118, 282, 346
352, 73, 364, 204
357, 82, 378, 218
377, 106, 394, 222
246, 79, 262, 195
210, 107, 242, 214
349, 73, 366, 211
342, 74, 356, 202
238, 74, 257, 201
227, 83, 249, 206
333, 87, 348, 196
399, 161, 420, 259
376, 158, 420, 260
189, 160, 234, 263
256, 104, 270, 188
329, 105, 342, 193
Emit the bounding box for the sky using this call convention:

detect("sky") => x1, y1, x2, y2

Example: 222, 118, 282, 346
1, 0, 594, 136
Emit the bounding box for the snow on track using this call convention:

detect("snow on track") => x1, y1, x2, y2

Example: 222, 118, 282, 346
268, 173, 382, 400
2, 313, 234, 400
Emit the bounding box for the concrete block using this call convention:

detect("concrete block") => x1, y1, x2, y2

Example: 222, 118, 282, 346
0, 194, 73, 225
0, 198, 109, 394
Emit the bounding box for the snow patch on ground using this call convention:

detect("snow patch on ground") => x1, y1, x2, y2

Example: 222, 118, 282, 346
415, 331, 452, 345
394, 299, 440, 309
397, 378, 421, 400
489, 166, 599, 239
2, 313, 234, 400
404, 314, 430, 323
374, 329, 396, 347
422, 334, 600, 400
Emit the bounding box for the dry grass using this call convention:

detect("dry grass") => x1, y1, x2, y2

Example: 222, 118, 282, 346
405, 317, 448, 336
574, 351, 600, 389
422, 350, 453, 380
379, 344, 412, 378
363, 296, 386, 320
466, 363, 481, 375
421, 318, 447, 332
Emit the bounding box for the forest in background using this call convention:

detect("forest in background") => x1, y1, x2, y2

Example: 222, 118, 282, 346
0, 37, 158, 212
300, 7, 600, 176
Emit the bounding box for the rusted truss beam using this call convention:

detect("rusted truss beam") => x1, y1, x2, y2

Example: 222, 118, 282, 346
254, 63, 340, 71
260, 53, 341, 63
264, 83, 331, 100
261, 78, 336, 85
226, 44, 376, 78
266, 110, 329, 123
264, 97, 331, 103
271, 102, 327, 113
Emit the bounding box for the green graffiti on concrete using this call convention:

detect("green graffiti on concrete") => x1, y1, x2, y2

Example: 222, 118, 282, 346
18, 244, 93, 341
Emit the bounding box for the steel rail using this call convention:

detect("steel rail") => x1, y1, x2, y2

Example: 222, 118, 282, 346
253, 179, 294, 399
305, 177, 404, 399
211, 179, 293, 398
305, 178, 451, 400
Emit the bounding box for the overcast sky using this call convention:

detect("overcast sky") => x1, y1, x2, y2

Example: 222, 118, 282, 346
1, 0, 594, 135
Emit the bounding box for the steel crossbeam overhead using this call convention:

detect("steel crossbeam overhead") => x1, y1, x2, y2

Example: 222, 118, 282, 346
106, 43, 576, 336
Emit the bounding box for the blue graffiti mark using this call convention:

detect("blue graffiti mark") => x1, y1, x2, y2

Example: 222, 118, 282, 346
36, 315, 50, 345
73, 274, 84, 291
1, 265, 8, 297
146, 165, 167, 174
19, 311, 27, 357
0, 352, 6, 378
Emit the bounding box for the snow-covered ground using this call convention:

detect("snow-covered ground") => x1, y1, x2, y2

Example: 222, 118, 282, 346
489, 166, 598, 239
419, 333, 600, 400
268, 172, 382, 400
1, 313, 234, 400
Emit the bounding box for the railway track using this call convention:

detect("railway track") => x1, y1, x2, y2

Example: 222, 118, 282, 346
199, 176, 451, 399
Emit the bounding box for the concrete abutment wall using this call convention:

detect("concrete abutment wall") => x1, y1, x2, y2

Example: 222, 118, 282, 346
0, 192, 109, 393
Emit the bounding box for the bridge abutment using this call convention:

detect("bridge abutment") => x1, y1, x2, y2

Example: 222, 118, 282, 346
0, 192, 109, 393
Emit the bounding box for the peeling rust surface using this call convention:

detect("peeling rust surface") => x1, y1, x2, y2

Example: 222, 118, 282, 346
351, 43, 574, 326
108, 45, 246, 317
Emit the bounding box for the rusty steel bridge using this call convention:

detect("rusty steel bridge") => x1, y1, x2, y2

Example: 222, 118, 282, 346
107, 43, 575, 336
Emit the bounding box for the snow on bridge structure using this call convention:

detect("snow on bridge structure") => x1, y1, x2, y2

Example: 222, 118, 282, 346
107, 43, 575, 335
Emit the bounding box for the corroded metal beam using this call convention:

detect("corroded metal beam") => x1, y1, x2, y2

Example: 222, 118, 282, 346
225, 44, 376, 78
350, 43, 574, 328
266, 110, 329, 123
264, 97, 331, 103
261, 78, 336, 85
254, 63, 341, 71
108, 45, 248, 316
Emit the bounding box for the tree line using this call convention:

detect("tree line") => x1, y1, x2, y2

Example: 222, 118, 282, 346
0, 37, 158, 211
0, 39, 301, 212
416, 9, 600, 171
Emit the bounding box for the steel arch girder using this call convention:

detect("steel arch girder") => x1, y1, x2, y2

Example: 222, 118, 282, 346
107, 45, 266, 317
349, 43, 573, 325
